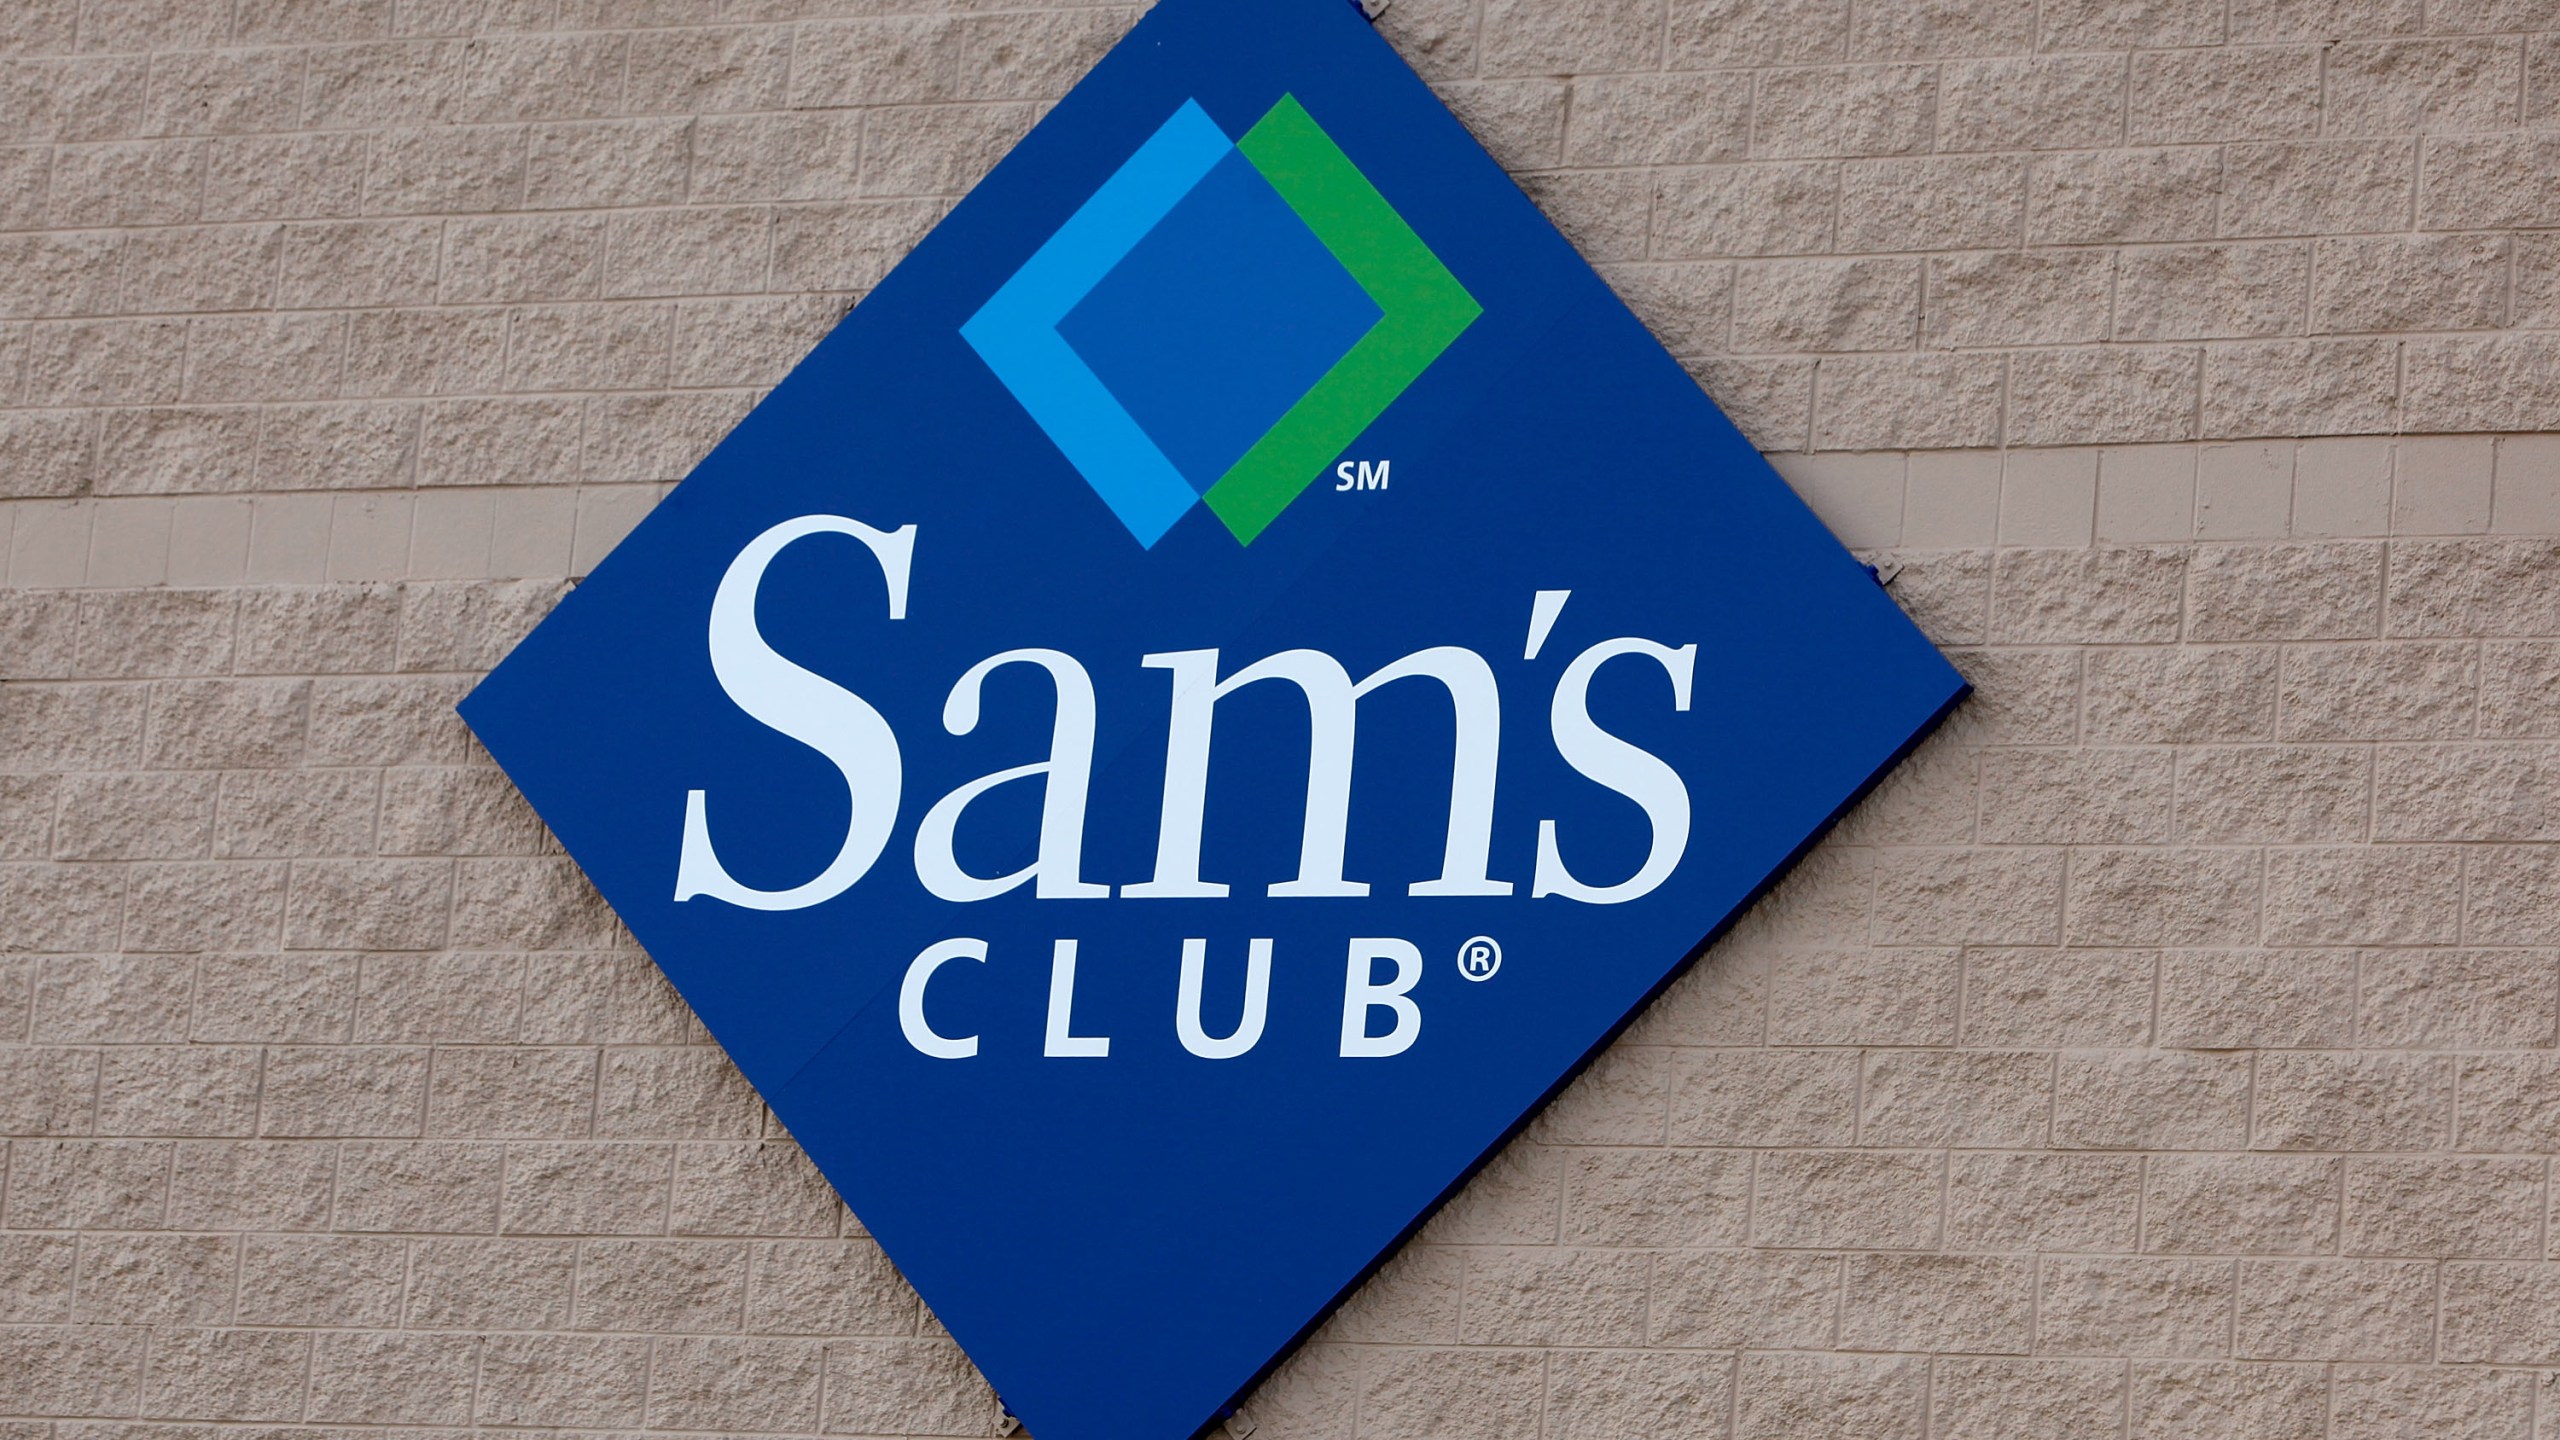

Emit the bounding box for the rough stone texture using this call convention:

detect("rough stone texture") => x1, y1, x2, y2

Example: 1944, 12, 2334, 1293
3, 2, 2560, 1438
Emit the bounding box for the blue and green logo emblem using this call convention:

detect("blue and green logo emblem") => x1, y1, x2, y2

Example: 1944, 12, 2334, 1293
964, 94, 1478, 546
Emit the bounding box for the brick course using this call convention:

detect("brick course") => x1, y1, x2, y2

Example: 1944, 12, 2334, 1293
7, 0, 2560, 1436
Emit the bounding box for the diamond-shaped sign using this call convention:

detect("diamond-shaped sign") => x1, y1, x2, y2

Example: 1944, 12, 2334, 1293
458, 0, 1968, 1435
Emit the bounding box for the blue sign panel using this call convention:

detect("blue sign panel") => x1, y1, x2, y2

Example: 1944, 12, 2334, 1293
458, 0, 1968, 1433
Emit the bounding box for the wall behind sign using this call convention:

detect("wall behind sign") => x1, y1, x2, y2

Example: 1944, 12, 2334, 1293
5, 0, 2560, 1434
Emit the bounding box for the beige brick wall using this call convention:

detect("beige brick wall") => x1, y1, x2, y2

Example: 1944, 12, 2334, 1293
5, 0, 2560, 1436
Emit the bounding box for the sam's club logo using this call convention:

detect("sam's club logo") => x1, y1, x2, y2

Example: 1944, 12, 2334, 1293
964, 95, 1476, 546
455, 0, 1967, 1435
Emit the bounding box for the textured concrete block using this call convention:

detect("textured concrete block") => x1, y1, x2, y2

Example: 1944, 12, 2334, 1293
0, 1048, 98, 1136
1756, 64, 1938, 161
648, 1336, 824, 1430
334, 1140, 501, 1233
73, 1232, 235, 1323
3, 1138, 168, 1230
789, 17, 961, 108
1810, 353, 2004, 451
1458, 1247, 1648, 1346
2444, 1263, 2560, 1363
2317, 233, 2508, 335
0, 1326, 147, 1417
2282, 641, 2477, 740
1841, 154, 2025, 253
2063, 847, 2260, 947
747, 1238, 919, 1336
2342, 1157, 2542, 1258
2127, 1363, 2327, 1440
142, 1328, 308, 1421
2144, 1154, 2339, 1256
353, 952, 522, 1043
2334, 1368, 2531, 1440
1658, 163, 1843, 263
1735, 1353, 1925, 1440
2053, 1050, 2251, 1150
236, 1235, 405, 1327
283, 857, 451, 949
2263, 846, 2462, 945
451, 856, 619, 949
574, 1237, 748, 1332
504, 303, 672, 393
1932, 1357, 2125, 1439
1647, 1249, 1839, 1350
2329, 38, 2521, 134
2175, 745, 2369, 844
2040, 1256, 2234, 1357
2130, 46, 2322, 144
0, 1234, 74, 1324
406, 1235, 576, 1329
1477, 0, 1664, 74
2188, 542, 2384, 641
1751, 1150, 1942, 1249
2469, 846, 2560, 945
2027, 147, 2220, 245
1875, 849, 2063, 944
2389, 538, 2560, 638
1959, 948, 2153, 1047
1565, 74, 1750, 168
306, 1331, 477, 1425
0, 860, 127, 953
167, 1140, 334, 1230
1857, 1047, 2047, 1148
477, 1333, 650, 1428
499, 1140, 671, 1234
2224, 140, 2415, 237
1840, 1252, 2032, 1352
2255, 1051, 2454, 1151
671, 1140, 843, 1238
521, 950, 696, 1046
2483, 641, 2560, 737
523, 118, 689, 211
2406, 335, 2560, 433
1668, 1048, 1855, 1146
1945, 1151, 2141, 1253
431, 1048, 598, 1141
862, 103, 1044, 204
1544, 1350, 1731, 1439
32, 954, 191, 1041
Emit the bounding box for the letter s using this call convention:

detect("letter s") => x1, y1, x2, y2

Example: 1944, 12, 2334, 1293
1533, 637, 1697, 905
675, 515, 915, 911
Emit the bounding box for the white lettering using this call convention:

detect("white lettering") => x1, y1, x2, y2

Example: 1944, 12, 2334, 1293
1043, 938, 1109, 1057
1175, 937, 1271, 1059
1128, 647, 1508, 900
914, 649, 1106, 901
676, 515, 914, 911
1532, 637, 1698, 904
900, 937, 984, 1059
1339, 937, 1423, 1057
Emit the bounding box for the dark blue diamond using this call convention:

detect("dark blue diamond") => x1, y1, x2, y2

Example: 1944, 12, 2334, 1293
1057, 147, 1381, 493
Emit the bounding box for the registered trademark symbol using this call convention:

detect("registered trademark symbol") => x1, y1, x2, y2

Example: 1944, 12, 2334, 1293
1456, 936, 1502, 981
